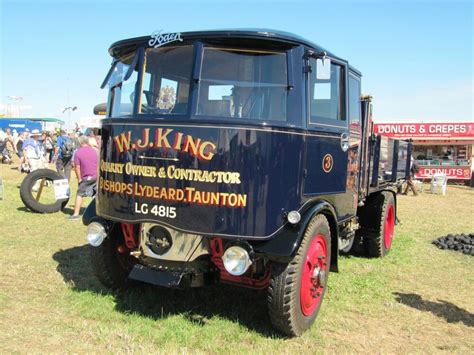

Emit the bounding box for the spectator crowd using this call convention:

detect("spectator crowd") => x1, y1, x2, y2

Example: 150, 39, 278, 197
0, 126, 100, 219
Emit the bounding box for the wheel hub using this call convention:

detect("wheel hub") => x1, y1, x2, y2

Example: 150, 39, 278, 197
312, 267, 326, 287
300, 234, 328, 316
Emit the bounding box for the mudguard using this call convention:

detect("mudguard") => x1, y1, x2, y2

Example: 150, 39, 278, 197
253, 200, 339, 270
82, 199, 107, 226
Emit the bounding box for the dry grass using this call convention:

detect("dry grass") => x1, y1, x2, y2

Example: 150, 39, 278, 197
0, 161, 473, 353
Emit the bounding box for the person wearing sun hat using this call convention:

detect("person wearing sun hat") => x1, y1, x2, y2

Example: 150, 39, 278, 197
22, 129, 43, 172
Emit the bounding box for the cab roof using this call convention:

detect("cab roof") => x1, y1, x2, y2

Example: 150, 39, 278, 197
109, 29, 361, 76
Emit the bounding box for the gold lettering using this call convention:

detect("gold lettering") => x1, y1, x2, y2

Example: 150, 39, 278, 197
113, 131, 132, 154
173, 132, 184, 149
185, 187, 195, 202
192, 191, 202, 204
99, 178, 247, 208
159, 188, 168, 200
136, 128, 150, 149
155, 128, 173, 149
237, 194, 247, 207
201, 191, 211, 204
198, 141, 216, 160
182, 135, 201, 157
168, 188, 176, 200
228, 194, 237, 207
210, 192, 219, 205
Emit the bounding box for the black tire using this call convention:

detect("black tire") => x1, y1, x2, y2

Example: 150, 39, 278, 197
339, 235, 355, 254
360, 191, 396, 257
90, 224, 137, 289
268, 214, 331, 336
20, 168, 69, 213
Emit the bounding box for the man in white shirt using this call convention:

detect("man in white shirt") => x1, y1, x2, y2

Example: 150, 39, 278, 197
22, 130, 43, 172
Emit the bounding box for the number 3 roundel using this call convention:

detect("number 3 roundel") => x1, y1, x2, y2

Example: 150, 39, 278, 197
322, 154, 333, 173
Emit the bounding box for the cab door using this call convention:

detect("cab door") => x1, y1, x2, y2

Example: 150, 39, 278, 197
303, 55, 354, 218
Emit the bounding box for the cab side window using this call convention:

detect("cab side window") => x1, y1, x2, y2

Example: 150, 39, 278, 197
309, 59, 345, 123
348, 74, 361, 125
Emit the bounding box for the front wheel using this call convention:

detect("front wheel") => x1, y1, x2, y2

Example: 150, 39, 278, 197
268, 214, 331, 336
90, 224, 137, 289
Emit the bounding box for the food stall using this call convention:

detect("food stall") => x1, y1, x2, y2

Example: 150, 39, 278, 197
373, 121, 473, 182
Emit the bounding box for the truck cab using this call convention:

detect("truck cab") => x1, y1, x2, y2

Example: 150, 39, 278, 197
83, 29, 409, 336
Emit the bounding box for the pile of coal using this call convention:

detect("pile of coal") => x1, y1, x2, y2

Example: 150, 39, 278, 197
432, 233, 474, 256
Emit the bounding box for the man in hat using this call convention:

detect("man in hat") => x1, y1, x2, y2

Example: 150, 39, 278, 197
22, 129, 43, 172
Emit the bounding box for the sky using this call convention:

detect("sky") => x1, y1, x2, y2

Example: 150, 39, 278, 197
0, 0, 472, 128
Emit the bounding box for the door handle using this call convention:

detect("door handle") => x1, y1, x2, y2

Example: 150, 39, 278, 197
340, 132, 349, 152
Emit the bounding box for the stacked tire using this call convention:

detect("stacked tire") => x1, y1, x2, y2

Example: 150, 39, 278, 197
433, 233, 474, 256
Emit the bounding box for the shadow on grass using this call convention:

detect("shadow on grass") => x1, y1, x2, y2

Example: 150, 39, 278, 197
60, 206, 86, 215
394, 292, 474, 327
17, 206, 31, 212
52, 245, 284, 338
15, 205, 84, 215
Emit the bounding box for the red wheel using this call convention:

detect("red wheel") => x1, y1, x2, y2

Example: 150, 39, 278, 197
384, 204, 395, 250
300, 234, 328, 316
362, 191, 396, 257
268, 214, 331, 336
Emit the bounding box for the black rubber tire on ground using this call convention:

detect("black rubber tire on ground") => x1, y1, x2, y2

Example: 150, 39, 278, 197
359, 191, 396, 257
339, 235, 355, 254
90, 224, 137, 289
268, 214, 331, 336
19, 168, 69, 213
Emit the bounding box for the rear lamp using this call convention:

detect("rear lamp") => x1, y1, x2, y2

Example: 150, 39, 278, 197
86, 222, 107, 247
222, 246, 252, 276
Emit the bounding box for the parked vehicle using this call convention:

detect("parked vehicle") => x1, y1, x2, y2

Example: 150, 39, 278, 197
83, 29, 411, 336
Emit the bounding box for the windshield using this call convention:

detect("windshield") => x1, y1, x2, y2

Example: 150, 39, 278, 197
197, 47, 288, 121
104, 42, 289, 122
103, 51, 139, 117
140, 45, 194, 115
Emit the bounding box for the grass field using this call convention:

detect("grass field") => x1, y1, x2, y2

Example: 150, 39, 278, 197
0, 162, 473, 353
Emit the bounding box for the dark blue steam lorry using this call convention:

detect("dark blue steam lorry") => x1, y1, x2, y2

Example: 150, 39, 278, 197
83, 29, 411, 336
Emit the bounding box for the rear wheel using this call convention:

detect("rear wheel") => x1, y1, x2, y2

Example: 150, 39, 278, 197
268, 214, 331, 336
90, 224, 137, 289
362, 191, 395, 257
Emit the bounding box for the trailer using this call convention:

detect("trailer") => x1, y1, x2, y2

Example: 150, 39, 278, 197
82, 29, 410, 336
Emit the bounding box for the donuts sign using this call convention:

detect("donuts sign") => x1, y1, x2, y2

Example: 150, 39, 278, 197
374, 122, 474, 138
